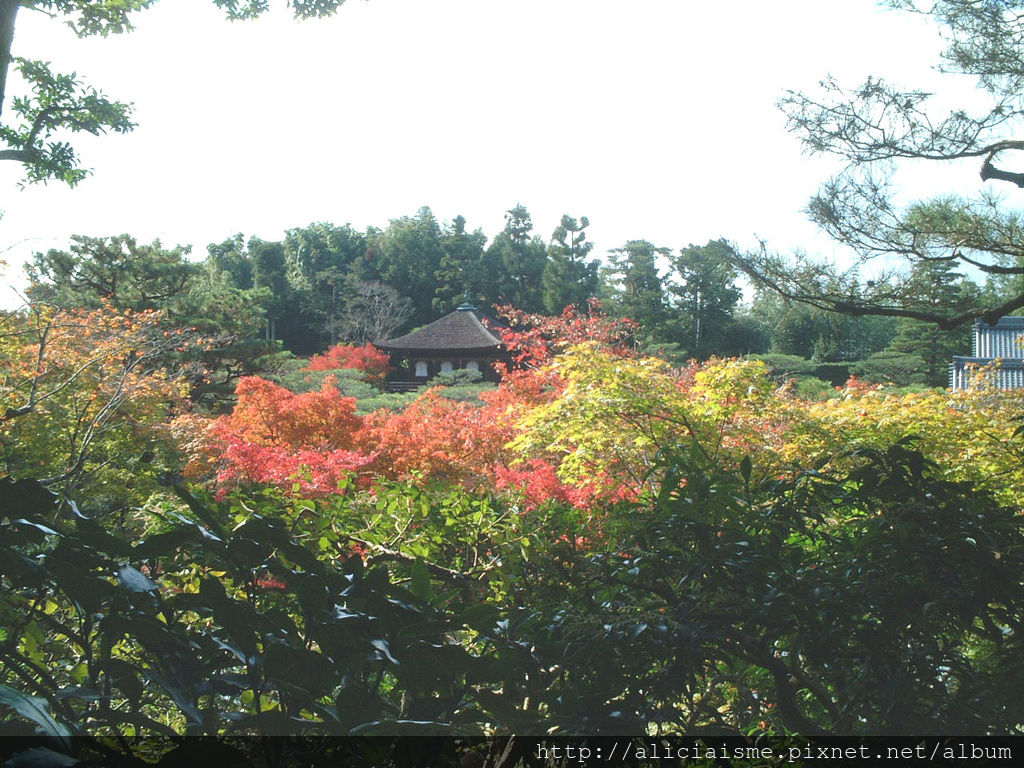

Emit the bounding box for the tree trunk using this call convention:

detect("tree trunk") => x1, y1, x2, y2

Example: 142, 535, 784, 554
0, 0, 18, 120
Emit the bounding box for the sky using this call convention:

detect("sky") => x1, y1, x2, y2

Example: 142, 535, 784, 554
0, 0, 980, 307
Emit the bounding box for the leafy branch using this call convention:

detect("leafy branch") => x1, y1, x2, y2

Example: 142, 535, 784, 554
0, 58, 134, 185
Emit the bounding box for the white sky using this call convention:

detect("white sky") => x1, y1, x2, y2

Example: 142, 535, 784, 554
0, 0, 985, 307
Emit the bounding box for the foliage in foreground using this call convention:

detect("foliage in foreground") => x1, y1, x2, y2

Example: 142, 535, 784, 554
0, 478, 530, 766
2, 303, 1024, 768
514, 442, 1024, 736
2, 430, 1023, 765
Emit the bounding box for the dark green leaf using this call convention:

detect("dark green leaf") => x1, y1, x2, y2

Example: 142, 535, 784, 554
409, 557, 432, 603
370, 639, 399, 665
116, 564, 158, 593
0, 685, 73, 745
0, 479, 58, 518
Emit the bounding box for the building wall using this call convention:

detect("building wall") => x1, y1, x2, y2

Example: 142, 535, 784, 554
951, 359, 1024, 390
974, 325, 1024, 358
950, 321, 1024, 390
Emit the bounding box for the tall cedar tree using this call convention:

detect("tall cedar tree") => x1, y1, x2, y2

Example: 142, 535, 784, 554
541, 214, 600, 314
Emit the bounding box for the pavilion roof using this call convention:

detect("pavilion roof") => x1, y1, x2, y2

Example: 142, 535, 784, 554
376, 305, 504, 352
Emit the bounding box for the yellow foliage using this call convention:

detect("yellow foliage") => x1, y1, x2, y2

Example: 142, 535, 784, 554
509, 346, 789, 494
786, 380, 1024, 507
509, 346, 1024, 509
0, 303, 201, 508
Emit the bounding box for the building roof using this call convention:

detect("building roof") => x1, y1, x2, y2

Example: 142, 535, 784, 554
375, 304, 504, 353
977, 316, 1024, 329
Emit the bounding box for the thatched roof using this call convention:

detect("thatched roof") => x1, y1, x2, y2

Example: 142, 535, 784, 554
376, 305, 504, 353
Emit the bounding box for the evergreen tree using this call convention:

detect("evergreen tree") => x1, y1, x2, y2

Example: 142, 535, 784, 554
669, 239, 742, 359
885, 261, 978, 385
368, 207, 444, 328
754, 283, 897, 363
249, 238, 294, 345
542, 214, 600, 314
485, 204, 547, 312
284, 222, 367, 351
981, 254, 1024, 317
433, 215, 487, 314
26, 234, 197, 312
736, 1, 1024, 328
206, 233, 254, 290
602, 239, 672, 342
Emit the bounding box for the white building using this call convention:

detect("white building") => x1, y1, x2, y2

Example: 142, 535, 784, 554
949, 317, 1024, 390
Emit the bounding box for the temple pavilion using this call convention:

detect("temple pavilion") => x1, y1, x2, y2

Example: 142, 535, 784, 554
950, 317, 1024, 390
375, 304, 507, 387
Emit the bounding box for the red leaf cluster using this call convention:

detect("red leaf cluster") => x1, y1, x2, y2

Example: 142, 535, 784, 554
306, 343, 391, 385
212, 376, 374, 496
495, 300, 638, 369
219, 376, 362, 449
494, 460, 638, 511
359, 388, 511, 484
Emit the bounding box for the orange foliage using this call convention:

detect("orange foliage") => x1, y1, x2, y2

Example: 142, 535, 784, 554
496, 300, 638, 369
358, 388, 511, 484
212, 376, 374, 496
0, 302, 205, 500
306, 343, 391, 384
218, 376, 362, 449
167, 412, 219, 481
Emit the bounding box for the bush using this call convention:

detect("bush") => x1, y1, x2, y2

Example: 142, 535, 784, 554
307, 343, 391, 385
811, 361, 851, 386
428, 368, 484, 386
274, 366, 379, 399
792, 376, 836, 400
0, 479, 536, 764
352, 390, 421, 414
3, 434, 1024, 754
852, 351, 931, 387
748, 353, 816, 378
506, 443, 1024, 735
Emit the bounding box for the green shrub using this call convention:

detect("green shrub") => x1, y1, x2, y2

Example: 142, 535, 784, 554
852, 351, 931, 387
748, 353, 816, 377
428, 369, 483, 386
793, 376, 837, 400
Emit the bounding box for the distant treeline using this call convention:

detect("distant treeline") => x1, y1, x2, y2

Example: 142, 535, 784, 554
27, 204, 1003, 387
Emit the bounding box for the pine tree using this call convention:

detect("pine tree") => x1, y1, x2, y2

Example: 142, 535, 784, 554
542, 214, 599, 314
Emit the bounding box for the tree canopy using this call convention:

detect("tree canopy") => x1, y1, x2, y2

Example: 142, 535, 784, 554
733, 0, 1024, 328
